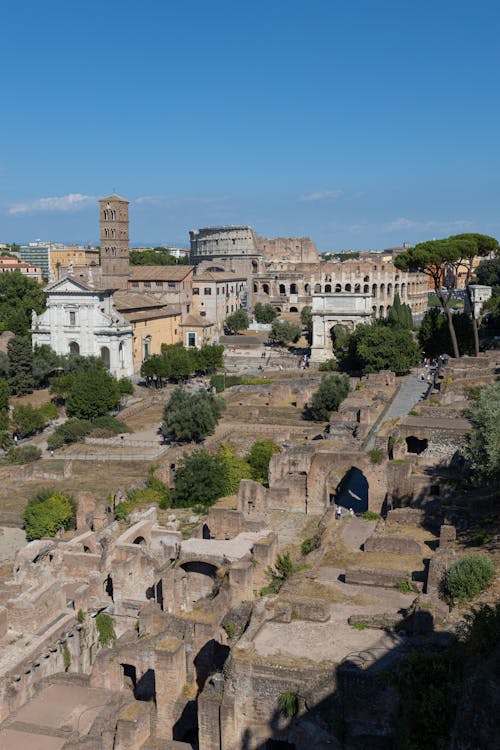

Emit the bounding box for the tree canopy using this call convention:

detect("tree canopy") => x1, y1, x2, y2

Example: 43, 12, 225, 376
247, 440, 281, 483
66, 368, 121, 420
344, 322, 420, 375
418, 308, 473, 357
225, 308, 249, 333
141, 343, 224, 385
161, 387, 224, 442
306, 373, 350, 421
0, 272, 46, 336
387, 293, 413, 329
7, 335, 34, 395
254, 302, 278, 324
23, 491, 76, 541
269, 319, 301, 346
129, 248, 189, 265
464, 381, 500, 486
171, 449, 230, 507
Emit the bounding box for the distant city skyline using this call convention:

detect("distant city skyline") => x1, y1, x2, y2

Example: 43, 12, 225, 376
1, 1, 499, 251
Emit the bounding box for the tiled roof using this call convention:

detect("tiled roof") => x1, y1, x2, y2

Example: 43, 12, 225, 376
129, 265, 194, 281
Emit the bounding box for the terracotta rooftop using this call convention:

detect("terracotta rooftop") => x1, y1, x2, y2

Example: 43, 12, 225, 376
193, 270, 246, 282
129, 265, 194, 281
179, 313, 214, 328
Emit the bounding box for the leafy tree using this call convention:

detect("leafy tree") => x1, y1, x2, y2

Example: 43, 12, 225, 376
193, 344, 224, 373
330, 324, 351, 357
318, 359, 338, 372
395, 239, 463, 358
225, 308, 249, 333
0, 271, 46, 336
47, 419, 93, 450
0, 352, 9, 379
32, 345, 65, 389
387, 293, 413, 329
300, 305, 313, 343
23, 492, 75, 541
449, 233, 499, 355
269, 319, 301, 346
161, 343, 195, 381
418, 308, 474, 357
172, 449, 229, 507
161, 387, 224, 442
0, 378, 9, 411
464, 381, 500, 486
306, 373, 350, 421
49, 374, 75, 404
117, 377, 134, 395
66, 368, 121, 420
474, 256, 500, 292
218, 444, 253, 493
12, 404, 45, 437
129, 248, 189, 265
246, 440, 281, 483
345, 322, 420, 375
7, 335, 34, 395
254, 302, 278, 323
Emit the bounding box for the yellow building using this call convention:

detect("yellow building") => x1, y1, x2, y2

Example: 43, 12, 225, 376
113, 291, 182, 369
52, 246, 100, 278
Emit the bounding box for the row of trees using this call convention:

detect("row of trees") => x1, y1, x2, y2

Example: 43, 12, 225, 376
140, 343, 224, 385
395, 232, 499, 357
129, 247, 190, 266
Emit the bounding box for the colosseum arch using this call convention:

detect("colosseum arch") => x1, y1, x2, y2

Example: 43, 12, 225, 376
290, 283, 298, 294
335, 284, 342, 293
372, 284, 377, 298
325, 284, 332, 293
345, 283, 351, 292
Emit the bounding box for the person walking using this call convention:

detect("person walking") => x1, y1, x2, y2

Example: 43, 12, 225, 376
336, 505, 342, 520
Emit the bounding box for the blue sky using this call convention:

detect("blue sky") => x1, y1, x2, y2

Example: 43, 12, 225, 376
1, 0, 499, 251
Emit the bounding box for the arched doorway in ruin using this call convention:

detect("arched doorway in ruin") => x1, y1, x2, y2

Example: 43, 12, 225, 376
180, 560, 218, 605
332, 466, 369, 514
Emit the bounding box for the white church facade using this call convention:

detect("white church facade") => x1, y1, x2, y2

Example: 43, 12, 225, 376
32, 276, 134, 378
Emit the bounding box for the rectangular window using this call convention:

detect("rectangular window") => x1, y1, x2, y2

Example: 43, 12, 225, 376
168, 282, 176, 289
69, 311, 76, 326
204, 288, 212, 295
187, 332, 196, 347
156, 281, 163, 288
193, 288, 200, 295
144, 281, 151, 288
132, 282, 139, 288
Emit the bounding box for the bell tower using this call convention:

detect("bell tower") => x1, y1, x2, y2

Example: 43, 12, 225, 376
99, 194, 130, 289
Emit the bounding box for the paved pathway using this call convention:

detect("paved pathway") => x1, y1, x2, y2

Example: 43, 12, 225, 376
342, 517, 377, 552
364, 369, 429, 450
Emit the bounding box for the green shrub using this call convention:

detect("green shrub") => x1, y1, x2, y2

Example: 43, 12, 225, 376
91, 415, 130, 435
445, 554, 495, 602
6, 445, 42, 464
95, 613, 116, 647
456, 602, 500, 657
118, 377, 134, 395
39, 401, 59, 421
475, 530, 492, 546
369, 449, 384, 464
23, 491, 75, 540
222, 621, 236, 639
398, 579, 413, 593
246, 440, 281, 483
351, 620, 368, 630
114, 501, 132, 521
318, 359, 338, 371
59, 640, 71, 671
77, 609, 85, 624
278, 690, 299, 718
301, 529, 323, 556
362, 510, 381, 521
47, 418, 92, 450
261, 552, 294, 596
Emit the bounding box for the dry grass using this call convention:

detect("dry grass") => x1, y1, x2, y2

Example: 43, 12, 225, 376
321, 538, 423, 573
0, 459, 149, 514
122, 402, 165, 432
290, 578, 374, 605
10, 389, 52, 408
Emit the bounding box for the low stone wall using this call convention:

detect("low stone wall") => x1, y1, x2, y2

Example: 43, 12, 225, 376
364, 534, 422, 555
345, 567, 415, 589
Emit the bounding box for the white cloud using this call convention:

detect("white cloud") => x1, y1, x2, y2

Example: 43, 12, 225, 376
298, 190, 344, 202
386, 217, 473, 233
8, 193, 96, 216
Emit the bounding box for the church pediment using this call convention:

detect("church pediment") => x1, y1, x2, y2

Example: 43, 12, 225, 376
45, 276, 98, 295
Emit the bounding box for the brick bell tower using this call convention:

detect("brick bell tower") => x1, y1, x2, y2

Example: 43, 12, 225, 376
99, 193, 130, 289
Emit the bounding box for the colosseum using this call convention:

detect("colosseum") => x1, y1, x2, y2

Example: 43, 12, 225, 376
190, 226, 428, 320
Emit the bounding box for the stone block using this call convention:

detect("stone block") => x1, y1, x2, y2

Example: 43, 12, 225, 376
439, 524, 456, 549
364, 534, 422, 555
115, 700, 151, 750
345, 567, 413, 589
